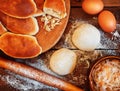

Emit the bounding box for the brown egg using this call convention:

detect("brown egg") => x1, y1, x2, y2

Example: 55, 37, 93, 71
98, 10, 116, 33
82, 0, 104, 15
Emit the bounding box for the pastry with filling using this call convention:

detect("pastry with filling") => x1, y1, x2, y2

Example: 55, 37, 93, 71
0, 32, 42, 59
33, 0, 44, 17
43, 0, 66, 19
0, 12, 39, 35
0, 0, 37, 18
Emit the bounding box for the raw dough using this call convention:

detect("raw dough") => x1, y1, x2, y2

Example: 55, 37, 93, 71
50, 48, 77, 75
72, 23, 101, 51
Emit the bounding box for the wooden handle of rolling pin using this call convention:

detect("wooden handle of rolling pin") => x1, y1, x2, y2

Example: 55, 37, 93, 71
0, 57, 83, 91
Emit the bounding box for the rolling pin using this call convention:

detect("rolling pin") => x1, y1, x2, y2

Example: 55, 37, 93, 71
0, 57, 83, 91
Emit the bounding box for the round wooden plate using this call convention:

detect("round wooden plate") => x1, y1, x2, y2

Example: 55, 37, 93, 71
35, 0, 70, 53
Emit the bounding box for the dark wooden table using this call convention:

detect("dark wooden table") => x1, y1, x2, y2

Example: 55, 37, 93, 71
0, 0, 120, 91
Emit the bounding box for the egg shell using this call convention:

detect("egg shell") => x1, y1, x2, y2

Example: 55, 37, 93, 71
98, 10, 116, 33
82, 0, 104, 15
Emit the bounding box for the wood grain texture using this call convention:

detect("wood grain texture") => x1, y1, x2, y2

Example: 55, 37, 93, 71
53, 7, 120, 50
0, 0, 120, 91
71, 0, 120, 7
0, 57, 83, 91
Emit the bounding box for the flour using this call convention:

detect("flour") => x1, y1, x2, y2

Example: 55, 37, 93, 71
0, 58, 60, 91
55, 19, 119, 51
0, 19, 119, 91
71, 20, 119, 49
0, 50, 102, 91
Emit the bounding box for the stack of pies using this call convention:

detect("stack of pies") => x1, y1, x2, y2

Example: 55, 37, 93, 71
0, 0, 67, 59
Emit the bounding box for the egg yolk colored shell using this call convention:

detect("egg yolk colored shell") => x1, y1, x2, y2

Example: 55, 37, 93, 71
82, 0, 104, 15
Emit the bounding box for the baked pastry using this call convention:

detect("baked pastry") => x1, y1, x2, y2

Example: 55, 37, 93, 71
0, 22, 7, 35
0, 11, 39, 35
0, 32, 42, 59
33, 0, 44, 17
43, 0, 66, 19
0, 0, 37, 18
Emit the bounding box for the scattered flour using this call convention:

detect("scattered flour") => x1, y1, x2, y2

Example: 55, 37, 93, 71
0, 58, 60, 91
0, 19, 119, 91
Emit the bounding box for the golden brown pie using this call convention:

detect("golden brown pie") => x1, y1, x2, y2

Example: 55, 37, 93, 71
33, 0, 44, 17
0, 22, 7, 35
0, 32, 42, 59
0, 11, 39, 35
43, 0, 66, 19
0, 0, 37, 18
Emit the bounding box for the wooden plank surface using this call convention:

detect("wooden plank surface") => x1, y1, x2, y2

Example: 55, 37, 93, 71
71, 0, 120, 7
0, 0, 120, 91
54, 7, 120, 50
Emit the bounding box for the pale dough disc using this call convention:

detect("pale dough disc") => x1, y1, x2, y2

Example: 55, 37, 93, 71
72, 24, 101, 51
50, 48, 77, 75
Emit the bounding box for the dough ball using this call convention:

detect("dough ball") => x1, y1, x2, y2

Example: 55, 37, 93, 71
50, 48, 77, 75
72, 23, 101, 51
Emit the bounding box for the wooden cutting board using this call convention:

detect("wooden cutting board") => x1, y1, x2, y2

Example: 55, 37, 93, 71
35, 0, 70, 53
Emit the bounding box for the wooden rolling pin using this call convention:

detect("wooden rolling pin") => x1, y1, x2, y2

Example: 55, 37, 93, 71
0, 57, 83, 91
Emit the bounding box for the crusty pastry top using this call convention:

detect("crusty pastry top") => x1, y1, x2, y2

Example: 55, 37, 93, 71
0, 11, 39, 35
0, 0, 67, 58
0, 32, 42, 59
33, 0, 44, 17
0, 0, 37, 18
0, 22, 7, 35
43, 0, 66, 19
